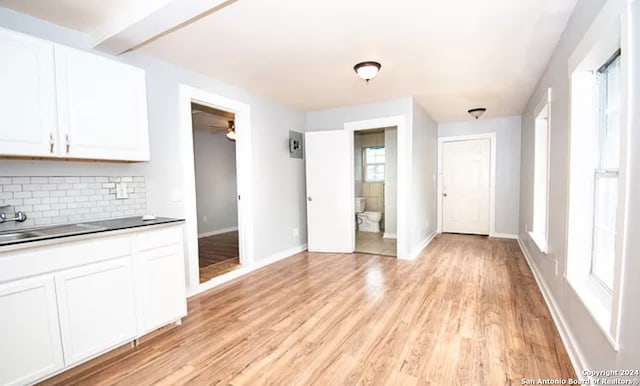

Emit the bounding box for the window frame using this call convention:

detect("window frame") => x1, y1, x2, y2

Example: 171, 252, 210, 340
566, 29, 627, 350
529, 88, 552, 254
363, 146, 385, 183
588, 50, 621, 292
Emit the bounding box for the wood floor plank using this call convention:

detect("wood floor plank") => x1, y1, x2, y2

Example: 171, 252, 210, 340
40, 234, 575, 386
198, 231, 241, 282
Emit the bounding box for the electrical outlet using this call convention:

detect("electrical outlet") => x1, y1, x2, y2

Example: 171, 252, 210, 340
292, 228, 299, 237
115, 183, 128, 199
203, 216, 208, 223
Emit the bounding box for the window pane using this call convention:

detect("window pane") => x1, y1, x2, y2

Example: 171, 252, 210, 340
599, 55, 620, 170
364, 147, 385, 182
591, 174, 617, 289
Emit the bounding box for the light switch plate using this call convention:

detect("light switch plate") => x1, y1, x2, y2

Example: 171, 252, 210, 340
115, 183, 128, 199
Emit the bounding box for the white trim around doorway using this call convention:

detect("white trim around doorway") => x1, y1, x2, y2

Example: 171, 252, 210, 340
178, 84, 255, 294
437, 133, 497, 236
344, 115, 409, 259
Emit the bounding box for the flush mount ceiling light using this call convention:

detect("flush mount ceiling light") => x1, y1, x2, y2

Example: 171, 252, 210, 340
354, 61, 382, 83
467, 107, 487, 119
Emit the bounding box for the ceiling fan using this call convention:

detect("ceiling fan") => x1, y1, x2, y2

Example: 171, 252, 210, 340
208, 120, 236, 141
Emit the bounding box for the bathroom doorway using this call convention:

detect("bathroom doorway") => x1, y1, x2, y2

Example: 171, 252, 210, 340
353, 127, 398, 257
191, 103, 242, 282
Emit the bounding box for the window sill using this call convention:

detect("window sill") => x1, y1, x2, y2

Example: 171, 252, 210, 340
528, 231, 548, 254
566, 274, 619, 351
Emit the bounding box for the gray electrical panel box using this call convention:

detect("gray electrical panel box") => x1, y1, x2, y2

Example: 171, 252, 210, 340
289, 130, 303, 159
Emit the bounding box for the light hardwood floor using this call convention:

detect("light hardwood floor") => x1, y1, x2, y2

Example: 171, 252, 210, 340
41, 234, 574, 385
198, 231, 241, 282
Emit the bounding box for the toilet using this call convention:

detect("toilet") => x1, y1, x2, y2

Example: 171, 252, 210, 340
355, 197, 382, 233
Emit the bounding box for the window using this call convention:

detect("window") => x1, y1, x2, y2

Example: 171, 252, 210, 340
567, 45, 625, 339
364, 147, 385, 182
590, 51, 621, 290
530, 90, 551, 253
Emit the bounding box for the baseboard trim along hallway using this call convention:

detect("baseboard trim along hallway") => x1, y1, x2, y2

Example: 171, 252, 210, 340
517, 236, 587, 380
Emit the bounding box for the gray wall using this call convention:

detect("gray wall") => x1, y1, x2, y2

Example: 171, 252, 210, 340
519, 0, 640, 371
411, 101, 438, 251
0, 7, 308, 281
438, 115, 522, 235
384, 128, 398, 236
192, 129, 238, 236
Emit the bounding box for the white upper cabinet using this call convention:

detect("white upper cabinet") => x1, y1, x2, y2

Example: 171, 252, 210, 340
0, 28, 57, 157
0, 27, 150, 161
55, 45, 150, 161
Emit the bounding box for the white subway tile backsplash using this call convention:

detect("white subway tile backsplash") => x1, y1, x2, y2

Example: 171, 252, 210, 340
12, 177, 30, 184
0, 176, 146, 230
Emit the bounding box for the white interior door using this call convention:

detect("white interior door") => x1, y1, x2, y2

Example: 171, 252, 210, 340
305, 130, 353, 253
442, 139, 491, 234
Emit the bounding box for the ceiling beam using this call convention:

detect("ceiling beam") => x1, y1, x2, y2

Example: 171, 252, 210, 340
91, 0, 237, 55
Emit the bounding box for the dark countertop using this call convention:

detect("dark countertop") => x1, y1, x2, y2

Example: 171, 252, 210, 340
0, 216, 184, 248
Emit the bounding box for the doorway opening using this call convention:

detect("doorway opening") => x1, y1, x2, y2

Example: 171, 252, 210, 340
191, 103, 242, 282
353, 127, 398, 257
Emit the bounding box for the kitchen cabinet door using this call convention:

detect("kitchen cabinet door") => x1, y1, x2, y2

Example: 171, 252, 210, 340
0, 28, 57, 157
0, 275, 64, 386
54, 45, 150, 161
137, 244, 187, 334
55, 256, 137, 366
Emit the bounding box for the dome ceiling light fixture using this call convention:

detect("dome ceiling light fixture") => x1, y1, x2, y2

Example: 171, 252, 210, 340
354, 61, 382, 83
467, 107, 487, 119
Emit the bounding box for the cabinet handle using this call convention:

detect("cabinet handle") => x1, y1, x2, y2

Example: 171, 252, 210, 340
65, 134, 70, 153
49, 133, 54, 153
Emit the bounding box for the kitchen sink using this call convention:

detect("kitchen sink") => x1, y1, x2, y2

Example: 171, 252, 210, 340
0, 231, 43, 242
32, 223, 105, 236
0, 223, 106, 245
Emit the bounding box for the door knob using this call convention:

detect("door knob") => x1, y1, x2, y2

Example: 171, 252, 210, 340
443, 193, 448, 197
308, 197, 312, 202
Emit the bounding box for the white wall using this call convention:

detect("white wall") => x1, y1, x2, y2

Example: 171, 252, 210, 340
438, 116, 522, 235
410, 101, 438, 253
519, 0, 640, 372
384, 128, 398, 236
306, 97, 413, 131
192, 129, 238, 236
0, 8, 308, 284
307, 97, 437, 258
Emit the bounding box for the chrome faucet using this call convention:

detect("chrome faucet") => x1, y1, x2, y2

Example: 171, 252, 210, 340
0, 205, 27, 223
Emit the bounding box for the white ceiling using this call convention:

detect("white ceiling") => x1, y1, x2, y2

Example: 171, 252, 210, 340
1, 0, 577, 122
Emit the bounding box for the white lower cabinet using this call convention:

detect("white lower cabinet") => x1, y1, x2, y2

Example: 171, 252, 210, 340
0, 275, 64, 386
0, 223, 186, 385
55, 256, 137, 366
137, 245, 187, 334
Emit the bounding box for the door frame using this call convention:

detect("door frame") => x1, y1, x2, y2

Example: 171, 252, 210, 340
178, 84, 255, 294
437, 133, 496, 236
344, 116, 408, 259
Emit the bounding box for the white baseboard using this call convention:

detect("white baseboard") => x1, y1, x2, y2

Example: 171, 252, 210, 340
383, 232, 397, 239
253, 244, 308, 270
489, 232, 519, 239
402, 231, 437, 261
517, 237, 587, 380
187, 243, 308, 297
198, 226, 238, 238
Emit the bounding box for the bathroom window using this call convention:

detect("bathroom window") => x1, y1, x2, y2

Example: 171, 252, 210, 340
364, 147, 385, 182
